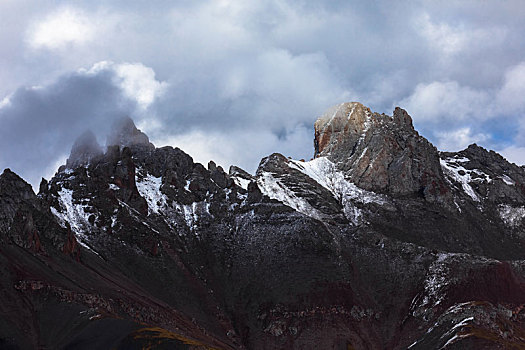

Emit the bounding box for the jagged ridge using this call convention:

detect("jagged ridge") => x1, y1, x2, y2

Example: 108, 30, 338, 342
1, 103, 525, 349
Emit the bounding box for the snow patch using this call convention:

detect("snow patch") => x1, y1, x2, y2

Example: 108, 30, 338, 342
440, 157, 491, 201
501, 174, 515, 186
136, 171, 168, 215
357, 109, 371, 144
257, 172, 324, 220
453, 157, 469, 163
289, 157, 386, 205
51, 188, 98, 254
498, 204, 525, 227
174, 201, 211, 231
135, 168, 214, 232
232, 176, 251, 190
439, 316, 474, 348
419, 253, 458, 308
288, 157, 386, 223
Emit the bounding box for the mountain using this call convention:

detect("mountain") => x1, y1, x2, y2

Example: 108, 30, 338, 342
1, 103, 525, 349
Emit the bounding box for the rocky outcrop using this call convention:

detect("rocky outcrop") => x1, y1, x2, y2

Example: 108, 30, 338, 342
106, 116, 155, 150
66, 130, 103, 169
441, 143, 525, 205
314, 102, 448, 202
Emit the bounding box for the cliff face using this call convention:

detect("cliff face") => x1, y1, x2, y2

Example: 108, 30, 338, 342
1, 103, 525, 349
314, 102, 448, 202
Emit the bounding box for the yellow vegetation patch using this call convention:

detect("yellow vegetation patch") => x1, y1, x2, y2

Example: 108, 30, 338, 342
131, 327, 221, 350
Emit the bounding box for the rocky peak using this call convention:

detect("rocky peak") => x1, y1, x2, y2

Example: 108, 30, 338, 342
66, 130, 103, 169
392, 106, 414, 130
0, 168, 39, 237
314, 102, 372, 158
440, 143, 525, 205
0, 168, 36, 201
229, 165, 253, 181
313, 102, 448, 201
106, 116, 154, 150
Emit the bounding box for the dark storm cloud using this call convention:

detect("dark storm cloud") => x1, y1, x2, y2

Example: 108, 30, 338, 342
0, 69, 136, 186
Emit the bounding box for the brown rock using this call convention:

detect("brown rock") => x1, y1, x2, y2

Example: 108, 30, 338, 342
313, 102, 449, 202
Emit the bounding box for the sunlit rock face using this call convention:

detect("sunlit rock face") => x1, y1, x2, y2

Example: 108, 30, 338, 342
314, 102, 448, 201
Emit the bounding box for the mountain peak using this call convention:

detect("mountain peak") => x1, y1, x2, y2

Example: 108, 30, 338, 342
66, 130, 103, 169
314, 102, 415, 158
393, 106, 414, 129
106, 116, 154, 150
0, 168, 35, 201
314, 102, 371, 157
313, 102, 446, 201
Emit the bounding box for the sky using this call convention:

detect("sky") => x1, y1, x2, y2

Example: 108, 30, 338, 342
1, 0, 525, 187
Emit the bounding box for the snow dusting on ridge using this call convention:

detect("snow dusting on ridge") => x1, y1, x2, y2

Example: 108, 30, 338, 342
257, 171, 324, 220
498, 204, 525, 227
232, 176, 250, 190
440, 156, 491, 202
51, 187, 98, 253
288, 157, 386, 205
257, 156, 386, 224
136, 171, 167, 215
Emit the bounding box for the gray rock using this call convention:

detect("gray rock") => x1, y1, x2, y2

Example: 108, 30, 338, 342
66, 130, 103, 169
106, 116, 155, 150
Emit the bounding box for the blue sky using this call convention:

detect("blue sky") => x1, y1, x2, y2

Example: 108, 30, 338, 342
1, 0, 525, 187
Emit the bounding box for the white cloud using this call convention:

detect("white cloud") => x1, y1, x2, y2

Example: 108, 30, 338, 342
84, 61, 168, 110
399, 61, 525, 154
113, 63, 168, 110
435, 127, 489, 151
497, 62, 525, 114
415, 12, 507, 56
417, 13, 469, 55
219, 49, 352, 129
400, 81, 490, 124
27, 7, 95, 50
499, 146, 525, 165
156, 131, 239, 171
154, 125, 313, 174
0, 96, 11, 110
2, 0, 525, 185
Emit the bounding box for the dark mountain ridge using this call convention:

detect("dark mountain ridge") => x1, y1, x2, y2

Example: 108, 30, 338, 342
1, 102, 525, 349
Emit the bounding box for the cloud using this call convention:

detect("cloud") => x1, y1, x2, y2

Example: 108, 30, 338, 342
142, 48, 351, 173
415, 12, 507, 56
499, 146, 525, 165
435, 127, 490, 151
0, 62, 168, 187
497, 62, 525, 114
416, 13, 470, 55
155, 125, 313, 174
398, 61, 525, 164
400, 81, 491, 125
84, 61, 168, 110
27, 7, 95, 50
0, 96, 11, 109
